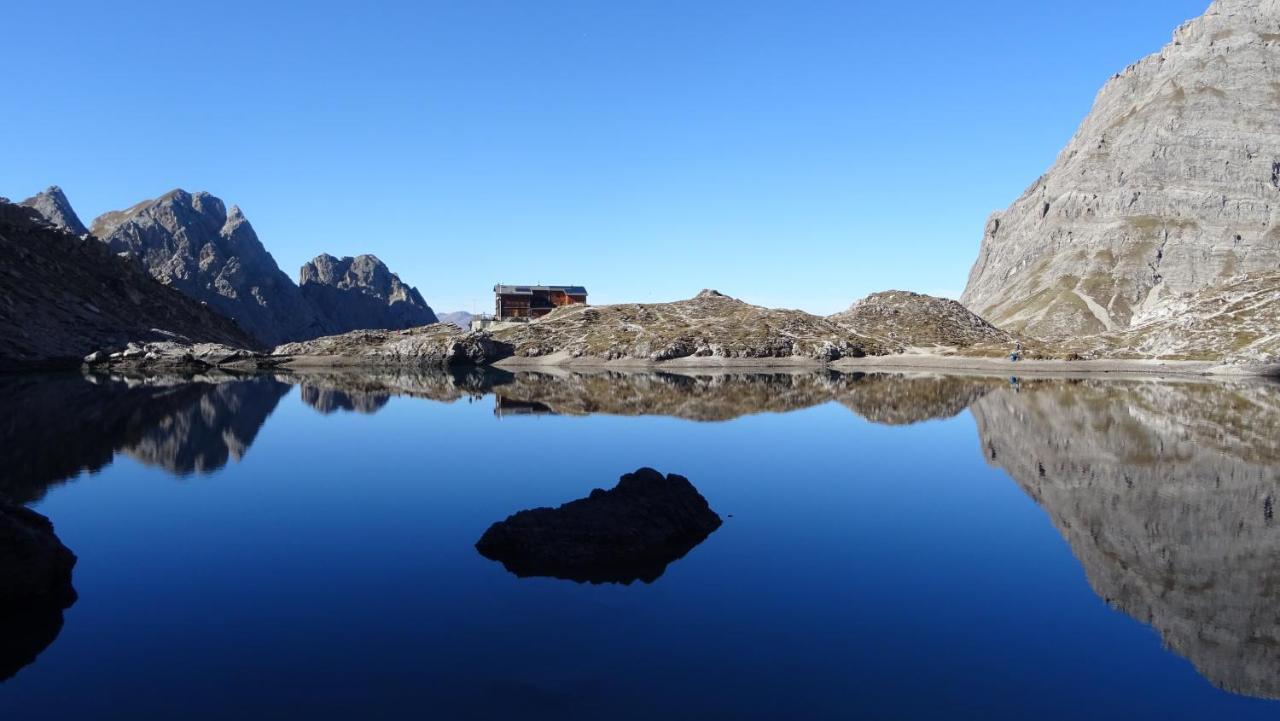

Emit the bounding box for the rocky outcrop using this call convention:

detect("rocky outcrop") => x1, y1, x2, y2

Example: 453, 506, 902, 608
0, 199, 256, 371
0, 500, 77, 611
299, 253, 437, 333
830, 291, 1015, 353
0, 501, 77, 682
82, 341, 270, 370
90, 190, 330, 346
20, 186, 88, 236
492, 290, 895, 364
973, 377, 1280, 699
272, 324, 510, 367
963, 0, 1280, 338
476, 467, 722, 584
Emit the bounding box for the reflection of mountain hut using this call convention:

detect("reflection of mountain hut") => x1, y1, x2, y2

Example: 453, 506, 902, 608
493, 285, 588, 320
494, 397, 556, 418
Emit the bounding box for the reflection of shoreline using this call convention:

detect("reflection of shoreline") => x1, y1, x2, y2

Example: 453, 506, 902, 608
973, 378, 1280, 700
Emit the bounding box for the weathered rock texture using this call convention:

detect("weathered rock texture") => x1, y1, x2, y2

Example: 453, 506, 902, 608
272, 324, 509, 367
1066, 270, 1280, 363
476, 467, 722, 584
494, 290, 895, 363
0, 200, 255, 370
299, 253, 437, 333
20, 186, 88, 236
90, 190, 330, 346
963, 0, 1280, 339
830, 291, 1015, 353
973, 377, 1280, 699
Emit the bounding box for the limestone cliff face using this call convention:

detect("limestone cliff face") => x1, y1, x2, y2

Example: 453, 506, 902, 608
19, 186, 88, 236
972, 378, 1280, 699
90, 190, 331, 346
963, 0, 1280, 338
299, 253, 437, 334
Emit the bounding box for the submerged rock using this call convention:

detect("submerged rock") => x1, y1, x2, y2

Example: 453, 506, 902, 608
476, 468, 722, 584
0, 500, 77, 681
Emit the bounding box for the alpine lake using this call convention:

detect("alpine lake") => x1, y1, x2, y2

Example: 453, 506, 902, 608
2, 367, 1280, 720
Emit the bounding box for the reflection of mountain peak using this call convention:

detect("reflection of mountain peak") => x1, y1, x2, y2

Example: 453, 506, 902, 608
0, 374, 289, 501
973, 379, 1280, 700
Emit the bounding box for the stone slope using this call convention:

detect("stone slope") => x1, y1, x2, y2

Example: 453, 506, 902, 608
493, 290, 896, 363
90, 189, 330, 346
20, 186, 87, 236
299, 253, 437, 333
1069, 270, 1280, 362
0, 200, 256, 370
963, 0, 1280, 338
829, 291, 1015, 353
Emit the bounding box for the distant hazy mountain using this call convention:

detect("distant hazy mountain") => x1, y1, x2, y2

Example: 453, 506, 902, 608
300, 254, 437, 334
0, 198, 255, 370
437, 311, 474, 330
20, 186, 87, 236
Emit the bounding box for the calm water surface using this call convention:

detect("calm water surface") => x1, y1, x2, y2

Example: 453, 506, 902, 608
2, 369, 1279, 719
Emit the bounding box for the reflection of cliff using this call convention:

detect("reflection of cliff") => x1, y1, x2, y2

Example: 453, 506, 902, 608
972, 379, 1280, 700
0, 373, 288, 501
491, 370, 995, 424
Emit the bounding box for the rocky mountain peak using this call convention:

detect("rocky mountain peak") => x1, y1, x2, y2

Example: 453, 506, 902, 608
694, 289, 730, 300
19, 186, 88, 236
962, 0, 1280, 339
89, 190, 329, 346
299, 253, 437, 333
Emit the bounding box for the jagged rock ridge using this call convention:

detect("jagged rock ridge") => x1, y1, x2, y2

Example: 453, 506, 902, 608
299, 253, 437, 333
963, 0, 1280, 338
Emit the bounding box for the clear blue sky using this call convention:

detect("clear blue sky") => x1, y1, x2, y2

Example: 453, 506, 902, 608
3, 0, 1209, 315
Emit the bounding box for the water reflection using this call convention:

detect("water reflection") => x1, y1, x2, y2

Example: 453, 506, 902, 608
0, 373, 288, 503
973, 378, 1280, 700
6, 368, 1280, 700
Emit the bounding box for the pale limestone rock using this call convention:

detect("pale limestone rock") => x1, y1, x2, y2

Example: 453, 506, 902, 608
963, 0, 1280, 338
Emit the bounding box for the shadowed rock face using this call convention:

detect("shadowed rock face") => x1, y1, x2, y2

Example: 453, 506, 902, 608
0, 501, 77, 682
90, 190, 330, 347
19, 186, 87, 236
0, 373, 289, 502
972, 378, 1280, 699
299, 254, 437, 334
0, 199, 255, 371
476, 468, 722, 584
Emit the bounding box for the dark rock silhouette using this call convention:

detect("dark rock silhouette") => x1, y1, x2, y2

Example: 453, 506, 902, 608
476, 468, 722, 584
299, 384, 391, 414
0, 500, 77, 682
